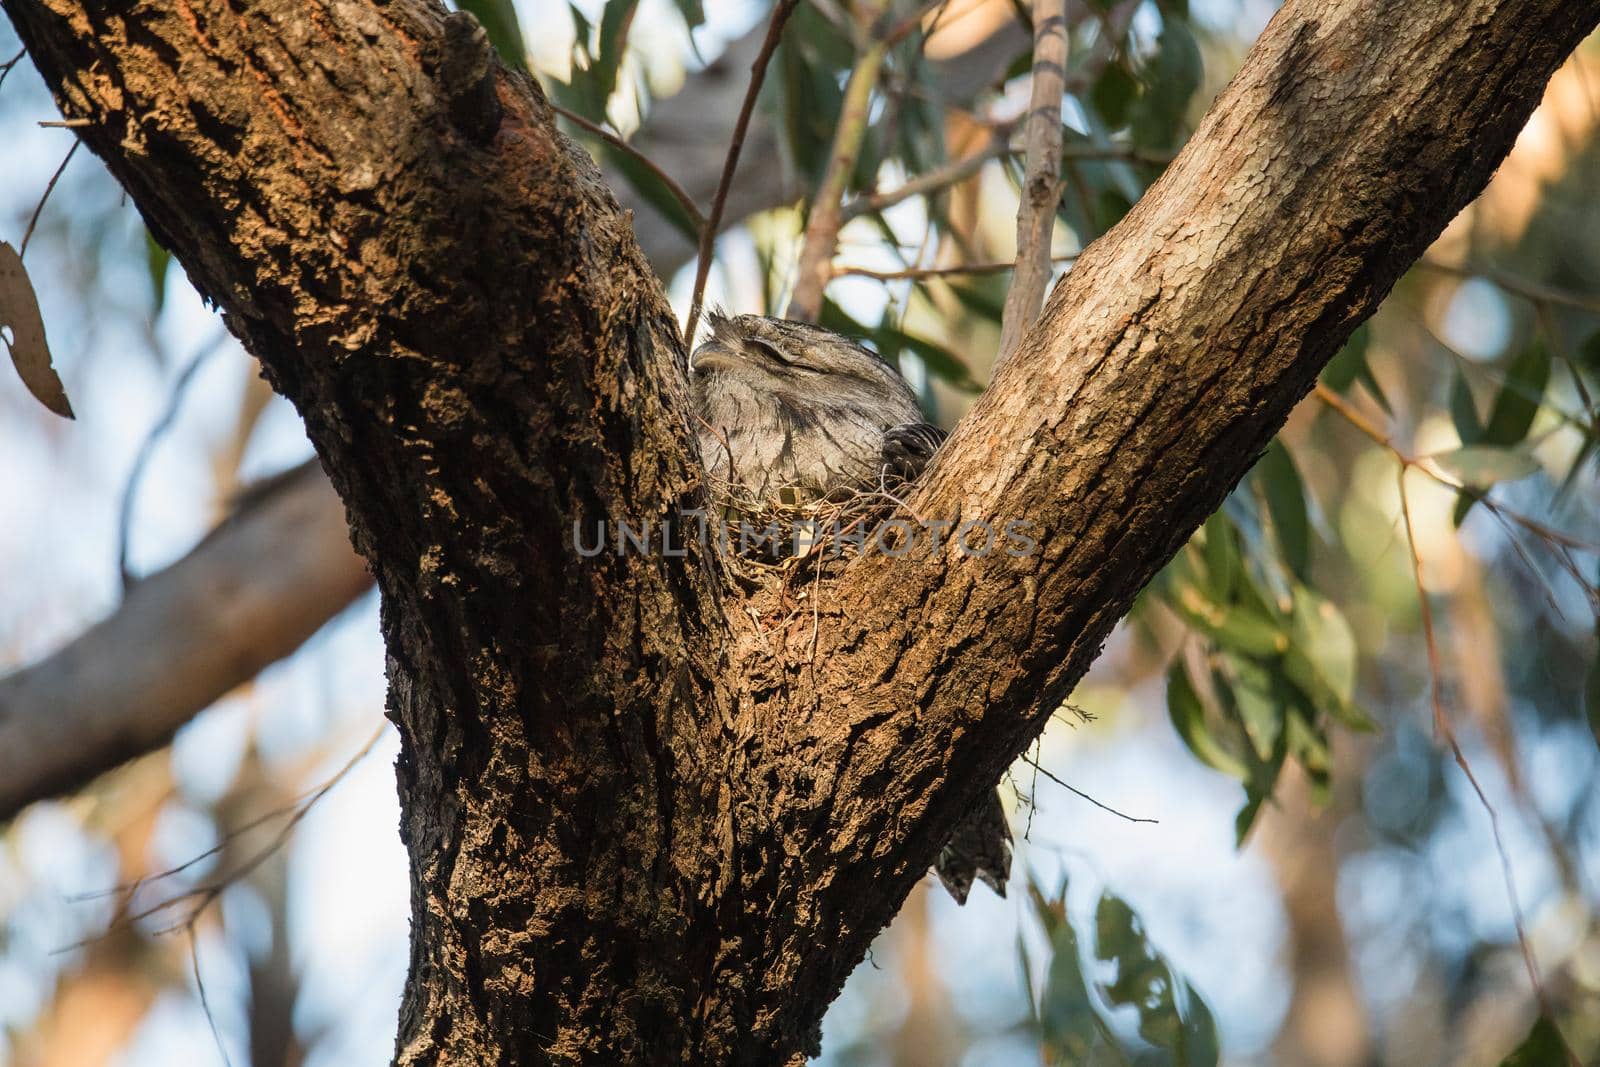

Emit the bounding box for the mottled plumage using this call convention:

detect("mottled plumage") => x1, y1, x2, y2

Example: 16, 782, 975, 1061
692, 311, 932, 498
690, 311, 1012, 904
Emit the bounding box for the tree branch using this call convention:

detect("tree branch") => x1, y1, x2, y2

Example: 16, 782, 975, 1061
786, 20, 892, 322
996, 0, 1066, 364
0, 7, 1027, 821
729, 0, 1600, 1051
0, 460, 370, 820
4, 1, 1597, 1064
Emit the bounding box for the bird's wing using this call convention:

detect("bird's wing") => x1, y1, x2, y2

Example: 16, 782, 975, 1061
880, 422, 947, 480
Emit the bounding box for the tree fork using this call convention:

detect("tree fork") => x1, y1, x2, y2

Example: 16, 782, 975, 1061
3, 0, 1596, 1063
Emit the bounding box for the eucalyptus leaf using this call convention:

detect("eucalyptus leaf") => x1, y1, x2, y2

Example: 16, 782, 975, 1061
595, 0, 641, 107
1483, 340, 1551, 446
1433, 444, 1542, 489
0, 242, 73, 419
1170, 580, 1287, 658
1450, 370, 1484, 445
145, 229, 171, 314
1320, 323, 1388, 412
1167, 660, 1247, 780
1256, 441, 1311, 580
1497, 1015, 1569, 1067
1033, 889, 1103, 1064
1129, 18, 1201, 151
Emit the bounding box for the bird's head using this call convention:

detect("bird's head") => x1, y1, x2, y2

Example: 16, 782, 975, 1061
691, 311, 920, 417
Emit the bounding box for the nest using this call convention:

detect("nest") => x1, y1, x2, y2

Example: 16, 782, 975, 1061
702, 473, 918, 586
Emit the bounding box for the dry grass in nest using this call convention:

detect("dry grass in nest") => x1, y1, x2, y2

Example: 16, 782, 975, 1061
703, 473, 918, 589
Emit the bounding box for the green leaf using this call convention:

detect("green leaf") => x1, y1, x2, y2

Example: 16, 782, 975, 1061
594, 0, 641, 107
900, 332, 980, 392
945, 279, 1006, 324
601, 145, 701, 244
1231, 689, 1289, 843
1169, 579, 1287, 658
145, 229, 171, 314
774, 8, 851, 184
1285, 587, 1375, 731
1483, 340, 1552, 447
1200, 512, 1241, 603
1321, 324, 1388, 412
1432, 444, 1542, 490
1093, 188, 1134, 234
1497, 1016, 1569, 1067
1450, 371, 1484, 445
456, 0, 528, 69
1227, 655, 1286, 761
1093, 891, 1220, 1067
1090, 63, 1139, 129
1256, 441, 1311, 580
1129, 19, 1202, 151
1167, 660, 1247, 779
1172, 982, 1221, 1067
669, 0, 705, 32
1289, 588, 1356, 704
1453, 341, 1550, 524
1286, 707, 1332, 804
1032, 888, 1103, 1064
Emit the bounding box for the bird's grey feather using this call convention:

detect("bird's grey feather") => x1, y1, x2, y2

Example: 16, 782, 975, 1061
690, 312, 1011, 903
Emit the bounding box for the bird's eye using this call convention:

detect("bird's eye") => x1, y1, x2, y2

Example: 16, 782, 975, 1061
749, 338, 793, 365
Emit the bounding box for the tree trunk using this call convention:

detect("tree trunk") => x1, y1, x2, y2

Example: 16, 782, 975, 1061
4, 0, 1595, 1062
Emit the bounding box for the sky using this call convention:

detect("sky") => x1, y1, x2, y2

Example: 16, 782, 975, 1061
1, 2, 1595, 1066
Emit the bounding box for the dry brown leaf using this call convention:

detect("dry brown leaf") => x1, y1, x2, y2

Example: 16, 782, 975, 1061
0, 240, 74, 419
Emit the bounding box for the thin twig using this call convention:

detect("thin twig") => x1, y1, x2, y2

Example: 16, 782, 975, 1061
0, 47, 25, 95
19, 139, 80, 259
549, 103, 706, 232
1318, 378, 1589, 1051
1314, 383, 1600, 557
191, 930, 235, 1067
118, 327, 231, 589
849, 138, 1173, 224
833, 253, 1078, 282
59, 727, 387, 948
1018, 752, 1157, 825
995, 0, 1066, 366
786, 18, 893, 322
1397, 472, 1578, 1065
841, 125, 1015, 222
1534, 299, 1597, 424
683, 0, 802, 346
37, 117, 91, 128
1421, 259, 1600, 316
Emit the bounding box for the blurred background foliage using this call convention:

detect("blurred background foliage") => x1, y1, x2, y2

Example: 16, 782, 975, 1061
1, 0, 1597, 1064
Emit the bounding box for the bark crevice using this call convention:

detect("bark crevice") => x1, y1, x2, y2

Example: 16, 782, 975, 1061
4, 0, 1597, 1061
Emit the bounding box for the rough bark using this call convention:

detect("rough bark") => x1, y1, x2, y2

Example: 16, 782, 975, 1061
3, 1, 1596, 1065
0, 14, 1031, 820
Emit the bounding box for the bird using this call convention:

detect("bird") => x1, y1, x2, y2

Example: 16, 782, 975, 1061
689, 310, 1012, 904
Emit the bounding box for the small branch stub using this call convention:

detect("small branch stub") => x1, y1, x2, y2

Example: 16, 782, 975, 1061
439, 11, 503, 143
